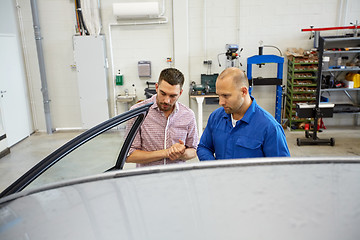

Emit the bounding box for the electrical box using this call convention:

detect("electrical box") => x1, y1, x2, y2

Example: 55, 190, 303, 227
73, 36, 109, 129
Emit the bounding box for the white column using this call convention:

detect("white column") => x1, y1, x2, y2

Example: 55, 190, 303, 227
195, 96, 204, 136
173, 0, 190, 107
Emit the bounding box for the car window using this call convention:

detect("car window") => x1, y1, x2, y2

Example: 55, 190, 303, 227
25, 121, 133, 191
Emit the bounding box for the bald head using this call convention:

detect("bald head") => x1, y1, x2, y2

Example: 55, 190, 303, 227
217, 67, 249, 89
216, 67, 252, 118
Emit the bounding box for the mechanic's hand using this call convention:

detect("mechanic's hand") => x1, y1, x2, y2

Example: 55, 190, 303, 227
167, 139, 186, 161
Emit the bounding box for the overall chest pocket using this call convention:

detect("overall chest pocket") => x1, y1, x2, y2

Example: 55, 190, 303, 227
236, 136, 262, 149
235, 136, 262, 157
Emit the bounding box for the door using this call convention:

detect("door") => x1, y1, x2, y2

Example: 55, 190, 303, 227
0, 34, 32, 146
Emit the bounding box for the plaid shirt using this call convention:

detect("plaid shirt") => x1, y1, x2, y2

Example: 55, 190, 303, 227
128, 95, 198, 167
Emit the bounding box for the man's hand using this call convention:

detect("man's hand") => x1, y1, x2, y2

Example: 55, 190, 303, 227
167, 139, 186, 161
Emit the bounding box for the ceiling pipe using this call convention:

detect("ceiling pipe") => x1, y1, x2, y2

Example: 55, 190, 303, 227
30, 0, 53, 134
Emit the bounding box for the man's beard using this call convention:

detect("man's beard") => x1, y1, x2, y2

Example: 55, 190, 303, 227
223, 96, 244, 114
223, 106, 232, 114
158, 102, 172, 111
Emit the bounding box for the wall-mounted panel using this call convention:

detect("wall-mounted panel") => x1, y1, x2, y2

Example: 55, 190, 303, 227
73, 35, 109, 129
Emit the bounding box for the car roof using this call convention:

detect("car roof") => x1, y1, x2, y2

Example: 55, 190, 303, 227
1, 157, 360, 240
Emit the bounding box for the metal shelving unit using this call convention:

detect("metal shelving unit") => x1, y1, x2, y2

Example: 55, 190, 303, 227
321, 88, 360, 125
297, 36, 360, 146
321, 39, 360, 123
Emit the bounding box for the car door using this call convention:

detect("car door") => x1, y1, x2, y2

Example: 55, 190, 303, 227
0, 103, 153, 198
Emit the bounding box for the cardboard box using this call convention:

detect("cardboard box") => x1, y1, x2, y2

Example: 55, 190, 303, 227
286, 48, 318, 63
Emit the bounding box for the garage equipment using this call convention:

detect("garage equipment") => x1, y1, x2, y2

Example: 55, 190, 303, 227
296, 102, 335, 146
296, 36, 360, 146
201, 73, 218, 94
247, 54, 284, 123
217, 44, 243, 68
302, 22, 359, 47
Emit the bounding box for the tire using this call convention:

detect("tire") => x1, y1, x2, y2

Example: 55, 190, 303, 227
330, 138, 335, 146
297, 138, 301, 146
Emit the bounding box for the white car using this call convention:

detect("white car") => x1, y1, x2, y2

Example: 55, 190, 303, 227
1, 103, 360, 240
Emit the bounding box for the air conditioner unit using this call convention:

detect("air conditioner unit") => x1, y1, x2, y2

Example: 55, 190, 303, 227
113, 2, 160, 19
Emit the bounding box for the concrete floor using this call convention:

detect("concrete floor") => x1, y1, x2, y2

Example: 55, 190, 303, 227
1, 127, 359, 192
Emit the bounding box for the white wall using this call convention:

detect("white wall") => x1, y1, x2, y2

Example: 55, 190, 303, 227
15, 0, 82, 131
12, 0, 360, 131
189, 0, 360, 128
103, 0, 177, 116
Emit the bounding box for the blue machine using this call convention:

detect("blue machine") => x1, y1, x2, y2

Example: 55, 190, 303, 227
247, 54, 284, 123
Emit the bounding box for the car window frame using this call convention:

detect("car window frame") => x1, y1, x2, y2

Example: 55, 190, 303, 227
0, 103, 153, 198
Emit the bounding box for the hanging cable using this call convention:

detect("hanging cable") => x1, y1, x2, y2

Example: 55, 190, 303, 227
81, 0, 99, 35
76, 0, 83, 35
74, 0, 81, 35
75, 0, 89, 35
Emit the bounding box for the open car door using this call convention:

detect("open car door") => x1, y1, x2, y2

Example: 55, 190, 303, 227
0, 103, 153, 198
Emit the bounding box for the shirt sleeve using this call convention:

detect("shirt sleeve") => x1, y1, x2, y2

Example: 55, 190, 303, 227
127, 118, 142, 156
263, 124, 290, 157
197, 115, 216, 161
185, 112, 199, 150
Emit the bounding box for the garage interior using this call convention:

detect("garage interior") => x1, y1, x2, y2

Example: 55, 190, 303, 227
1, 0, 360, 191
